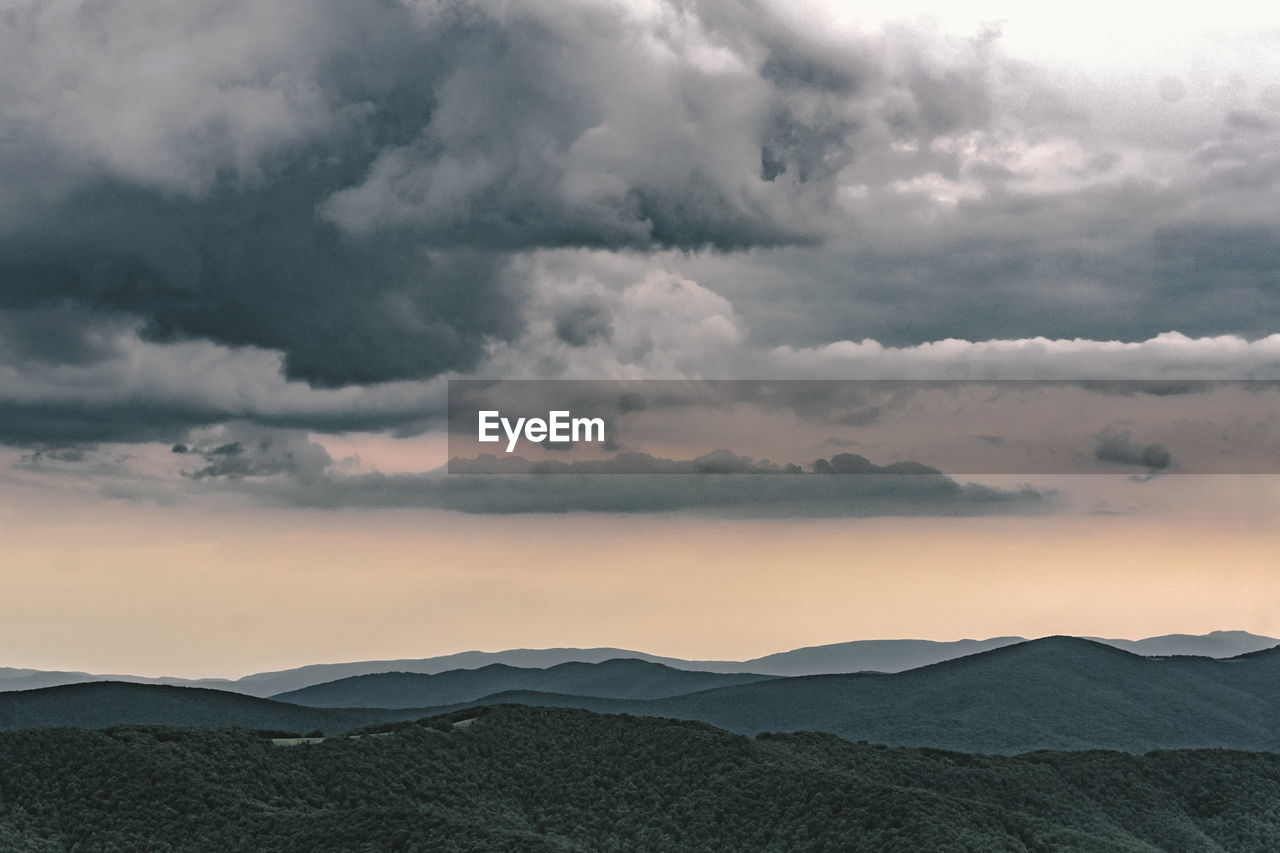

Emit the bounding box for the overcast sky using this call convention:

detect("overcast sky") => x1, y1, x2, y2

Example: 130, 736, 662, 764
2, 0, 1279, 675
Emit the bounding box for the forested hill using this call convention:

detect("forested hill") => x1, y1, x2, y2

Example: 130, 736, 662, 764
0, 681, 418, 735
3, 705, 1280, 851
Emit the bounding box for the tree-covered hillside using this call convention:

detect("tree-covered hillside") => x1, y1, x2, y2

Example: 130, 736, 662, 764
3, 705, 1280, 851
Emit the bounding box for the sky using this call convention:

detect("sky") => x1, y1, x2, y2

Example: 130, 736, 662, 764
2, 0, 1279, 677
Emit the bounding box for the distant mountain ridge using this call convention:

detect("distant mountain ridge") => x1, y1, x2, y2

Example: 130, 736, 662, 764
272, 658, 776, 708
1085, 630, 1277, 658
2, 630, 1275, 697
10, 638, 1280, 755
397, 637, 1280, 754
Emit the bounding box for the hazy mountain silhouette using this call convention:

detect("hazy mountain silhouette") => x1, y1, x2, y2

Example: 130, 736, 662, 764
3, 631, 1276, 698
735, 636, 1027, 675
232, 648, 698, 697
0, 667, 241, 693
273, 659, 774, 708
1087, 630, 1279, 658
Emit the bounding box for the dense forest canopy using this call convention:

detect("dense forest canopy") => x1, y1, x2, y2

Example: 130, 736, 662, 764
3, 706, 1280, 851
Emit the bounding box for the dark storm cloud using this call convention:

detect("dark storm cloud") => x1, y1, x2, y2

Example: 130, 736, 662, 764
0, 0, 514, 388
720, 221, 1280, 350
1153, 225, 1280, 297
427, 470, 1046, 517
2, 230, 515, 391
5, 0, 1280, 460
761, 107, 857, 184
760, 45, 858, 94
0, 322, 456, 446
0, 402, 213, 446
0, 0, 880, 396
683, 64, 1280, 351
1093, 431, 1173, 471
553, 300, 613, 347
0, 396, 439, 447
207, 448, 1052, 517
0, 305, 125, 366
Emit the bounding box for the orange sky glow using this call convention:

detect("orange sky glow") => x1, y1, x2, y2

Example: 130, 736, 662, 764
3, 485, 1277, 678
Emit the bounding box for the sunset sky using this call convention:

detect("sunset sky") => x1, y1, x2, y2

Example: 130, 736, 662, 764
2, 0, 1279, 678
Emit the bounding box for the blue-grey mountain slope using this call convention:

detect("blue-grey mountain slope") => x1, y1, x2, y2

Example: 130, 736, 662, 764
1088, 630, 1278, 658
272, 659, 774, 708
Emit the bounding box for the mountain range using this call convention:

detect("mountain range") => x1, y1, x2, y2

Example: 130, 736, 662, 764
7, 636, 1280, 754
421, 637, 1280, 754
2, 630, 1273, 696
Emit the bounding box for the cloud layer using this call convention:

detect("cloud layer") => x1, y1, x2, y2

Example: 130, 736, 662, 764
0, 0, 938, 388
4, 0, 1280, 515
209, 445, 1055, 517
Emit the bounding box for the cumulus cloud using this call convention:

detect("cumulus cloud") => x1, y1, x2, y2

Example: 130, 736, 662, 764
2, 0, 977, 390
476, 251, 1280, 381
0, 320, 449, 444
3, 0, 1280, 464
3, 313, 1280, 449
176, 423, 332, 483
756, 332, 1280, 380
479, 254, 749, 379
1093, 430, 1173, 471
